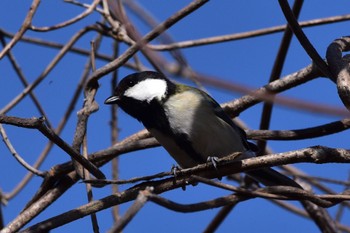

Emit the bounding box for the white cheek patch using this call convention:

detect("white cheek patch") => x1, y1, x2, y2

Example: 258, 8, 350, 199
124, 79, 167, 102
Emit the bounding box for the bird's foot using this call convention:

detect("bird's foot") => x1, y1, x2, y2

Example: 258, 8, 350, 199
207, 156, 222, 180
207, 156, 219, 170
171, 164, 181, 178
171, 165, 187, 190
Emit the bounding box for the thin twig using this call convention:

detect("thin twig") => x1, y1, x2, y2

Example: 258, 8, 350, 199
108, 187, 152, 233
247, 118, 350, 140
149, 13, 350, 50
0, 124, 45, 177
83, 170, 173, 186
83, 136, 100, 233
0, 0, 41, 59
110, 40, 120, 222
30, 0, 101, 31
203, 204, 235, 233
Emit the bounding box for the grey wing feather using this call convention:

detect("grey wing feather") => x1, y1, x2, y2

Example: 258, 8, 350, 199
200, 90, 253, 151
198, 90, 301, 188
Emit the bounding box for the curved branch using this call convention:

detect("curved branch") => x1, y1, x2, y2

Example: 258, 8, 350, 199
0, 124, 45, 177
30, 0, 101, 31
326, 36, 350, 111
0, 115, 105, 180
278, 0, 332, 78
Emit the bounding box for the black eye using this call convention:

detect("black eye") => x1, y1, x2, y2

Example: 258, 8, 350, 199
127, 80, 135, 87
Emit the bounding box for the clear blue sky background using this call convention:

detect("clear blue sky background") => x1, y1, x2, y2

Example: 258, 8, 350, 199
1, 1, 350, 232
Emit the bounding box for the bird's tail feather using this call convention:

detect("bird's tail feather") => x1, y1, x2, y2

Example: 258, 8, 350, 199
246, 167, 302, 189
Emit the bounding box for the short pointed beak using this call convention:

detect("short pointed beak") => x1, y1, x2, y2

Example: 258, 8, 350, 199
104, 95, 120, 105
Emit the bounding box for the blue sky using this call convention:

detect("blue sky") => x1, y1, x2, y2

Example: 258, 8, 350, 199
1, 1, 350, 232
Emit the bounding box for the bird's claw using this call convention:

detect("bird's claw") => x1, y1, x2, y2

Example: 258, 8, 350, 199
171, 165, 187, 190
171, 165, 181, 178
207, 156, 222, 180
207, 156, 219, 170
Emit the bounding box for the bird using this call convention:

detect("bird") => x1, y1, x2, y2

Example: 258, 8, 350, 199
105, 71, 301, 188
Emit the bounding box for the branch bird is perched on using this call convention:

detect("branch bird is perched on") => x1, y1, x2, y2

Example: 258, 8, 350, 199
105, 71, 301, 188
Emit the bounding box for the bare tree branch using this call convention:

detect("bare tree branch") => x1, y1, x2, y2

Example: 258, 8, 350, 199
0, 124, 45, 177
326, 36, 350, 111
0, 115, 105, 179
278, 0, 332, 78
87, 0, 210, 84
0, 0, 40, 59
30, 0, 101, 31
1, 1, 350, 232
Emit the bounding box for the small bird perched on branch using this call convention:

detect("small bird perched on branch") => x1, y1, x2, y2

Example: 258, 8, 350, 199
105, 71, 301, 188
